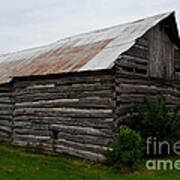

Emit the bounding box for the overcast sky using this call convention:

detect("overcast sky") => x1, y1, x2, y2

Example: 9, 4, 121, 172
0, 0, 180, 54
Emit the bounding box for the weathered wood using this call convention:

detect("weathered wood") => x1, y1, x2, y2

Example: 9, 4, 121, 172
175, 49, 180, 75
136, 36, 149, 48
14, 72, 114, 88
49, 124, 112, 137
14, 84, 114, 96
123, 45, 149, 60
14, 109, 113, 118
13, 116, 113, 129
57, 132, 113, 146
14, 90, 113, 103
6, 72, 115, 161
55, 144, 105, 161
15, 99, 114, 109
55, 138, 108, 154
0, 84, 12, 141
149, 24, 174, 79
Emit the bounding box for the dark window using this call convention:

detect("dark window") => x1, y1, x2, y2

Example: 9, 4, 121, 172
50, 130, 58, 140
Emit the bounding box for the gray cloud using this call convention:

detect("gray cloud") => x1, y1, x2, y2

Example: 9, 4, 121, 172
0, 0, 180, 54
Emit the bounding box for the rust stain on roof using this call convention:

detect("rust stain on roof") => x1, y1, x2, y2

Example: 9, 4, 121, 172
0, 39, 113, 83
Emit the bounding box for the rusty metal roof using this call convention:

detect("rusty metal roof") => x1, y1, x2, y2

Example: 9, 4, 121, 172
0, 11, 178, 84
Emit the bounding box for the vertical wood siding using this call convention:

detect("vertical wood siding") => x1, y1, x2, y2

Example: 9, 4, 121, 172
149, 24, 174, 79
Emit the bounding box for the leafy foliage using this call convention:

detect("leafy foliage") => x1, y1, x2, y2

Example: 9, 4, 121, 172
124, 96, 180, 144
33, 140, 43, 154
25, 141, 43, 154
25, 142, 31, 153
105, 126, 142, 168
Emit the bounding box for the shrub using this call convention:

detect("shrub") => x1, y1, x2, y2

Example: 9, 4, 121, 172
25, 142, 31, 153
33, 140, 43, 154
105, 126, 142, 168
124, 96, 180, 144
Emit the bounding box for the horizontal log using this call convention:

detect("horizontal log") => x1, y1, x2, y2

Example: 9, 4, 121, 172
12, 140, 49, 147
14, 84, 114, 96
50, 124, 112, 137
55, 138, 108, 154
13, 132, 113, 147
0, 106, 12, 111
14, 74, 114, 88
14, 90, 113, 103
14, 116, 113, 130
0, 131, 10, 137
0, 98, 12, 103
15, 99, 114, 109
55, 144, 105, 161
115, 59, 147, 70
116, 66, 147, 78
0, 115, 12, 121
117, 85, 155, 95
13, 125, 112, 140
13, 115, 113, 122
0, 111, 12, 116
117, 95, 159, 103
0, 120, 11, 127
115, 71, 148, 80
116, 77, 150, 85
0, 88, 11, 93
14, 129, 50, 136
117, 54, 148, 65
122, 45, 149, 60
0, 126, 11, 133
0, 93, 12, 98
14, 123, 49, 130
136, 37, 149, 47
14, 109, 113, 118
115, 83, 174, 95
13, 135, 50, 144
57, 132, 113, 146
0, 103, 12, 108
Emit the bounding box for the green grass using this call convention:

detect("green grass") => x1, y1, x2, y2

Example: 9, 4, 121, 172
0, 145, 180, 180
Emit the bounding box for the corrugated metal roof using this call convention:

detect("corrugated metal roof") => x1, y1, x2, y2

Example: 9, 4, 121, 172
0, 11, 178, 84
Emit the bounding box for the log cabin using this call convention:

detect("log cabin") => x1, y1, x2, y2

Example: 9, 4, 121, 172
0, 11, 180, 161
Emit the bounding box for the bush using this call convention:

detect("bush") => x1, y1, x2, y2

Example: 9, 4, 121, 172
25, 141, 43, 154
33, 140, 43, 154
25, 142, 31, 153
105, 126, 142, 168
124, 96, 180, 144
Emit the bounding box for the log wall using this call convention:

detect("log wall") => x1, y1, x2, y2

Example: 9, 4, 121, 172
175, 48, 180, 78
12, 71, 116, 161
0, 84, 12, 142
114, 73, 180, 128
117, 31, 149, 78
115, 24, 180, 129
